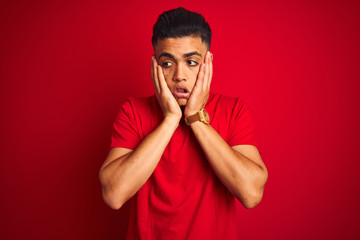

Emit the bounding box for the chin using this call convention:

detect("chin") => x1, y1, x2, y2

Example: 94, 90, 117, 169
177, 99, 188, 106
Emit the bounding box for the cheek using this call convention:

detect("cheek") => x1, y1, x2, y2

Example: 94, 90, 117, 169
161, 66, 200, 87
192, 66, 201, 75
162, 68, 174, 87
189, 66, 200, 83
162, 68, 177, 87
162, 67, 173, 79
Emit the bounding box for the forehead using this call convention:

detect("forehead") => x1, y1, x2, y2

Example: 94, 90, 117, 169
154, 36, 207, 57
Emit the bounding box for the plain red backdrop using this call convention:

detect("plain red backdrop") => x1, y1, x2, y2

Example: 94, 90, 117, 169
1, 0, 359, 239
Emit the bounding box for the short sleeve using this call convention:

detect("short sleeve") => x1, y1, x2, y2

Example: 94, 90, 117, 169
227, 99, 257, 147
108, 99, 141, 152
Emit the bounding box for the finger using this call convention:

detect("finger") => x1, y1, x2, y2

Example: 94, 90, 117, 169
152, 56, 160, 94
194, 63, 206, 91
208, 52, 213, 88
157, 65, 168, 92
151, 56, 155, 85
195, 52, 207, 89
151, 55, 154, 80
204, 52, 211, 90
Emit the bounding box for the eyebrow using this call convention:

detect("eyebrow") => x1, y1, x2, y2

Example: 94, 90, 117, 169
184, 51, 202, 58
158, 51, 202, 59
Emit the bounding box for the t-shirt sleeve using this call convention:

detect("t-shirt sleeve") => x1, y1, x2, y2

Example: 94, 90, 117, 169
227, 98, 258, 147
108, 98, 141, 152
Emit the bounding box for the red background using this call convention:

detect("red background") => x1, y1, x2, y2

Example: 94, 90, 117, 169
1, 0, 359, 239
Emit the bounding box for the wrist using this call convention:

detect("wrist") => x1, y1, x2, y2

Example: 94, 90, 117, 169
189, 120, 204, 129
184, 109, 199, 118
184, 108, 210, 126
163, 115, 180, 128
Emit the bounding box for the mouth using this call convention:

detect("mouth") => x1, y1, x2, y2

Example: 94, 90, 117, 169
173, 86, 190, 99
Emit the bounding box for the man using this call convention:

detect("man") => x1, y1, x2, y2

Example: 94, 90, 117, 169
99, 7, 268, 239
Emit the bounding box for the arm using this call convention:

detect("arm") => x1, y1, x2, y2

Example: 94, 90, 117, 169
189, 122, 268, 208
185, 52, 268, 208
99, 57, 181, 209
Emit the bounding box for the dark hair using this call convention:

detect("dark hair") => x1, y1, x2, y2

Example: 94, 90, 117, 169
152, 7, 212, 49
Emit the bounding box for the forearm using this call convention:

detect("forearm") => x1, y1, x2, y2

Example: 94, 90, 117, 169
100, 117, 179, 209
190, 121, 268, 208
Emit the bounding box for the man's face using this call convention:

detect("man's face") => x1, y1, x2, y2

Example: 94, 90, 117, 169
154, 36, 208, 106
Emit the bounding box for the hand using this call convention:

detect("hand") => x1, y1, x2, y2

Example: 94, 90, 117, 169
184, 51, 213, 117
151, 56, 182, 123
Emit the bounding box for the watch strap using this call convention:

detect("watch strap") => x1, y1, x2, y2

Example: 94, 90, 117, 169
185, 112, 201, 125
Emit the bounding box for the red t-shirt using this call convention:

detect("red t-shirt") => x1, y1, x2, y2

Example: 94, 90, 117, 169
109, 92, 257, 240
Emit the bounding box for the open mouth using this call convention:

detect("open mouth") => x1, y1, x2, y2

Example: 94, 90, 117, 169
173, 87, 190, 99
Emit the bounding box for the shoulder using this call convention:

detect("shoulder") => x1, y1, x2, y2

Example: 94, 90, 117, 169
207, 92, 249, 111
119, 95, 158, 115
207, 93, 256, 145
117, 95, 161, 128
122, 95, 156, 109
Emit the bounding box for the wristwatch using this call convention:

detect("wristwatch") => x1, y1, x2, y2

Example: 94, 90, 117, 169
185, 109, 210, 125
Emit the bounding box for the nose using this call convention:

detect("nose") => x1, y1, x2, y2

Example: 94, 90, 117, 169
173, 64, 186, 82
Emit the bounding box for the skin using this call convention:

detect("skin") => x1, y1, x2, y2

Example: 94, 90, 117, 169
99, 36, 268, 210
152, 36, 210, 116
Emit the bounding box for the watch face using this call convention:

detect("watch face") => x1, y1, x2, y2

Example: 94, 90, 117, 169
202, 109, 210, 123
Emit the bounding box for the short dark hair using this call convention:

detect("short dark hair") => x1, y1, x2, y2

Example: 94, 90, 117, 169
152, 7, 212, 49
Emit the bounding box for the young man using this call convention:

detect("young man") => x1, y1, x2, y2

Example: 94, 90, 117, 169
99, 7, 268, 239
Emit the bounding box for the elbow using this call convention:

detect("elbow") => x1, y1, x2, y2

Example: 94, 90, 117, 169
241, 189, 264, 209
104, 195, 124, 210
243, 168, 268, 209
101, 186, 125, 210
99, 170, 125, 210
236, 177, 267, 209
108, 202, 123, 210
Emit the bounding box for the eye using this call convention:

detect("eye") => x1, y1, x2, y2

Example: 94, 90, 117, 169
188, 60, 198, 66
162, 61, 172, 68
